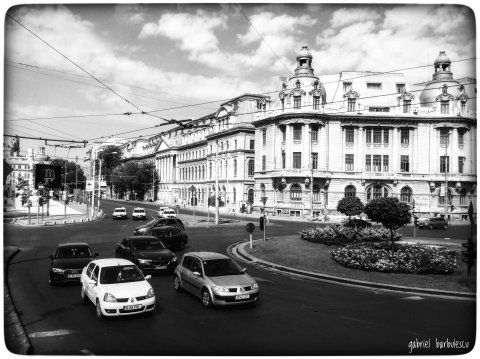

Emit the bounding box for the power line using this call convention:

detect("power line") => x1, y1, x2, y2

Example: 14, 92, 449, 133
3, 134, 88, 145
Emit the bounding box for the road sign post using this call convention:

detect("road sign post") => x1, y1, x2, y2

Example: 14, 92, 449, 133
246, 222, 255, 249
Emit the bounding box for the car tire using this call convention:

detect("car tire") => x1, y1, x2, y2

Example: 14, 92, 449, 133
81, 286, 88, 303
201, 289, 212, 309
173, 275, 182, 292
95, 299, 103, 319
48, 276, 55, 286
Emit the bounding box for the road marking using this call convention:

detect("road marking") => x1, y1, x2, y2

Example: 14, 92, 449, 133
339, 315, 374, 325
29, 329, 77, 338
252, 276, 274, 284
81, 349, 95, 355
403, 296, 424, 300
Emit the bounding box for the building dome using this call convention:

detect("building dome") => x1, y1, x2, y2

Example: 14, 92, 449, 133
434, 51, 451, 65
297, 45, 312, 59
432, 51, 453, 81
294, 45, 315, 77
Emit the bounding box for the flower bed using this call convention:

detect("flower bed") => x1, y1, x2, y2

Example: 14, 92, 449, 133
331, 242, 457, 274
299, 224, 400, 245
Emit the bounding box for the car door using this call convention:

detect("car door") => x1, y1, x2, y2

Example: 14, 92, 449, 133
189, 257, 205, 298
85, 264, 99, 301
179, 256, 194, 293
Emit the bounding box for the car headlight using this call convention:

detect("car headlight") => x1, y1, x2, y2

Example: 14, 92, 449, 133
138, 259, 152, 265
51, 268, 64, 274
103, 292, 117, 302
251, 282, 259, 290
171, 257, 177, 262
146, 288, 155, 298
137, 228, 146, 233
212, 286, 229, 293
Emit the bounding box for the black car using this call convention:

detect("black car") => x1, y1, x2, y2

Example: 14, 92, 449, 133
144, 226, 188, 251
133, 218, 185, 235
48, 243, 98, 285
116, 236, 178, 273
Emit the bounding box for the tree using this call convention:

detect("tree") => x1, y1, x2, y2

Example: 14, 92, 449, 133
364, 197, 412, 250
98, 146, 122, 196
111, 161, 156, 200
50, 159, 86, 191
337, 196, 365, 219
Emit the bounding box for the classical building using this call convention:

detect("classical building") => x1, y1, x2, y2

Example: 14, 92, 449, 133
105, 46, 476, 219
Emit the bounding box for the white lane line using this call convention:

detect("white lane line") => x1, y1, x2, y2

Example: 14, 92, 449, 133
29, 329, 77, 338
403, 296, 424, 300
81, 349, 95, 355
339, 315, 374, 325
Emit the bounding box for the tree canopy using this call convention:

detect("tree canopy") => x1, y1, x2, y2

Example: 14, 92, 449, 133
111, 161, 157, 200
337, 196, 365, 218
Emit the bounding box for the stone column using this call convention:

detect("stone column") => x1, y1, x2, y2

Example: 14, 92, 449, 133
285, 124, 292, 169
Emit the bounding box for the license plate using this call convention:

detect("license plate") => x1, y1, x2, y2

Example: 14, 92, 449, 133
235, 294, 250, 300
155, 266, 167, 270
67, 274, 81, 278
124, 305, 142, 311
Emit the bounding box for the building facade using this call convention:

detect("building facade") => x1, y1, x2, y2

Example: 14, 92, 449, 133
106, 46, 476, 219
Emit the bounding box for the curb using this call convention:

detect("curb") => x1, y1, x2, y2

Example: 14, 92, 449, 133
11, 210, 104, 227
230, 242, 476, 301
3, 247, 33, 354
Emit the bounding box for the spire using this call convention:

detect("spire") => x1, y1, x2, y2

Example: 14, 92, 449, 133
294, 45, 315, 77
432, 51, 453, 81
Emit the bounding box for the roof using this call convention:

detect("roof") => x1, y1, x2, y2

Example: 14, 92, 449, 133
114, 207, 126, 210
127, 235, 158, 240
58, 242, 90, 247
185, 252, 229, 260
91, 258, 134, 267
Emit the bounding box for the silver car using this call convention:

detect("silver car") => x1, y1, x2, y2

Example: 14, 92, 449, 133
173, 252, 259, 308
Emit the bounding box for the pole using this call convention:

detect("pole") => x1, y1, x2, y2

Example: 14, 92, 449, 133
98, 156, 102, 213
309, 129, 314, 219
412, 199, 416, 238
75, 156, 78, 190
444, 132, 449, 219
64, 162, 67, 219
250, 233, 253, 249
263, 214, 266, 241
215, 138, 219, 225
36, 205, 39, 224
91, 146, 96, 219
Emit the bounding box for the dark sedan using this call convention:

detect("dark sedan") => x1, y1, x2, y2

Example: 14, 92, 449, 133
116, 236, 178, 274
418, 217, 448, 229
144, 226, 188, 251
133, 218, 185, 235
48, 242, 98, 285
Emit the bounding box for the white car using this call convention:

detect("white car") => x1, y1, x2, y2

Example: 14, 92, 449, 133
157, 206, 171, 218
162, 209, 177, 218
112, 207, 127, 220
132, 207, 147, 220
80, 258, 156, 319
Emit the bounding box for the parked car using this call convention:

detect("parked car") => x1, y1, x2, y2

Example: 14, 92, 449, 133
133, 218, 185, 235
173, 252, 259, 308
80, 258, 156, 319
132, 207, 147, 220
144, 226, 188, 251
116, 236, 177, 273
157, 206, 171, 218
48, 242, 98, 285
162, 209, 177, 218
418, 217, 448, 229
112, 207, 128, 220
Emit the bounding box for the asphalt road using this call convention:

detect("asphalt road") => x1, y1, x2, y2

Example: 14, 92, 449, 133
3, 200, 476, 355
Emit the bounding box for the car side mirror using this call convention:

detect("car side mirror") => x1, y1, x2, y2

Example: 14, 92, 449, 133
94, 253, 99, 257
242, 268, 247, 273
88, 279, 97, 286
145, 275, 152, 280
192, 271, 202, 277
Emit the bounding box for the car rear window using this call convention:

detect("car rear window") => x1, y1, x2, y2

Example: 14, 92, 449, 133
56, 246, 92, 259
134, 209, 144, 213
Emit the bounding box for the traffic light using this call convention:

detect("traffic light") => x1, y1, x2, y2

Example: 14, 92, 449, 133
38, 197, 44, 206
259, 216, 264, 231
461, 241, 476, 266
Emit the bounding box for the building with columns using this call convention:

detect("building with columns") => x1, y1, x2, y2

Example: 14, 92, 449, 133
102, 46, 476, 219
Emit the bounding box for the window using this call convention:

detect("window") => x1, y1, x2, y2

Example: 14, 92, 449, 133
293, 152, 302, 169
312, 185, 320, 202
347, 98, 356, 112
458, 156, 465, 174
400, 187, 412, 203
343, 82, 352, 92
383, 130, 389, 144
400, 128, 409, 144
247, 188, 254, 204
345, 154, 354, 171
403, 100, 411, 114
366, 130, 372, 143
461, 101, 466, 113
367, 82, 382, 89
440, 129, 449, 146
440, 100, 449, 114
345, 185, 356, 198
262, 155, 266, 171
311, 126, 318, 142
282, 152, 286, 169
373, 129, 382, 143
383, 155, 389, 172
293, 125, 302, 141
313, 96, 320, 110
400, 155, 410, 172
312, 153, 318, 170
345, 128, 354, 144
396, 84, 406, 93
250, 139, 255, 150
209, 162, 212, 178
262, 129, 267, 146
293, 96, 301, 109
281, 126, 286, 142
367, 186, 389, 202
281, 98, 285, 111
233, 159, 237, 177
459, 189, 467, 206
365, 155, 371, 171
366, 128, 389, 145
369, 107, 390, 112
373, 155, 381, 172
248, 160, 254, 176
290, 184, 302, 201
440, 156, 449, 173
458, 130, 464, 147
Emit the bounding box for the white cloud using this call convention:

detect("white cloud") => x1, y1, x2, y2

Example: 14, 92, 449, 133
329, 7, 381, 28
114, 4, 147, 24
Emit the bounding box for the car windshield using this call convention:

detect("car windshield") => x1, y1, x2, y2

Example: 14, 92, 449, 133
100, 265, 144, 284
115, 209, 125, 213
164, 210, 174, 214
132, 238, 166, 251
203, 259, 243, 277
56, 246, 92, 259
134, 209, 144, 213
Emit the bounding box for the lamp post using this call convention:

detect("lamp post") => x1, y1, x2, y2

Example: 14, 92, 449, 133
444, 131, 450, 219
215, 138, 219, 225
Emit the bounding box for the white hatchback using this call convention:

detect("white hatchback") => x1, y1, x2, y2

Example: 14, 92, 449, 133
80, 258, 155, 319
132, 207, 147, 220
162, 209, 177, 218
157, 206, 171, 218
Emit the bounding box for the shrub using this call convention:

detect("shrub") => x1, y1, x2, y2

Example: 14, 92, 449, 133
344, 218, 372, 229
299, 225, 400, 246
331, 242, 457, 274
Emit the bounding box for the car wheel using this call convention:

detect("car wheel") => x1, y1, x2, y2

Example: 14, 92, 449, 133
173, 275, 182, 291
95, 299, 103, 319
81, 286, 88, 303
201, 289, 212, 309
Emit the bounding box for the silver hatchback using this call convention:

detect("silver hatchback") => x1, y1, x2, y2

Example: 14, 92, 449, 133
173, 252, 259, 308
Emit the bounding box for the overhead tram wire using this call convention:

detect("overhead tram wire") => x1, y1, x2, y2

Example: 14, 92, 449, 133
6, 13, 185, 129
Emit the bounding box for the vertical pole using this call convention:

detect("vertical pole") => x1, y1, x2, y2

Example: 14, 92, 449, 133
91, 147, 96, 219
215, 138, 219, 225
250, 233, 253, 249
36, 205, 39, 224
64, 162, 67, 219
98, 156, 102, 213
444, 132, 449, 219
263, 214, 266, 241
75, 156, 78, 190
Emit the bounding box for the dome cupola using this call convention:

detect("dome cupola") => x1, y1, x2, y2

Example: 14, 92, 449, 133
433, 51, 453, 81
294, 45, 315, 77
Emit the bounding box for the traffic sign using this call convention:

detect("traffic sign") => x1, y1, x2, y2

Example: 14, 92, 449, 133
86, 181, 94, 192
246, 222, 255, 233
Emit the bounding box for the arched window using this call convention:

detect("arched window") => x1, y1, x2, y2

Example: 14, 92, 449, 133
290, 184, 302, 201
366, 185, 389, 202
247, 188, 254, 204
345, 185, 356, 198
400, 187, 412, 203
459, 188, 467, 206
248, 160, 255, 177
260, 183, 266, 200
233, 188, 237, 203
233, 159, 237, 177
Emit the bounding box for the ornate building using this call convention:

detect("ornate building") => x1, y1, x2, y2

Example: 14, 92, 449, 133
105, 46, 476, 219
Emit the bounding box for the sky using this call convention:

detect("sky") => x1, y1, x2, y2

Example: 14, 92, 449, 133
2, 1, 477, 166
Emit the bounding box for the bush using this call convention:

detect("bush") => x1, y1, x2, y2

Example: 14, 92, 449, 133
299, 225, 400, 246
331, 242, 457, 274
343, 218, 372, 229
